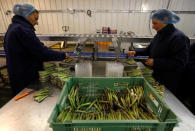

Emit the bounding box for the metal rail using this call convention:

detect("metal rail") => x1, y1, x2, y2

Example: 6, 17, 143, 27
0, 34, 153, 43
1, 34, 195, 43
5, 9, 195, 15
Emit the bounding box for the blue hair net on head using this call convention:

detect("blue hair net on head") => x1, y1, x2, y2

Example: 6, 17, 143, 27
151, 9, 180, 24
13, 2, 35, 19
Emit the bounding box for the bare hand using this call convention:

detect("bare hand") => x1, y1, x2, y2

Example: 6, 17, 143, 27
145, 58, 154, 66
65, 53, 70, 58
127, 51, 136, 56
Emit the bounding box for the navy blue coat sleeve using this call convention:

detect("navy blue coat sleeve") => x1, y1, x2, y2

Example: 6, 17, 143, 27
16, 26, 66, 61
135, 43, 151, 56
153, 35, 189, 71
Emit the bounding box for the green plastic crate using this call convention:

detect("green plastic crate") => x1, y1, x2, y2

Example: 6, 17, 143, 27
48, 77, 178, 131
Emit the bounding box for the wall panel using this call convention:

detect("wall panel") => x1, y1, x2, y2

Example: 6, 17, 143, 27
0, 0, 194, 37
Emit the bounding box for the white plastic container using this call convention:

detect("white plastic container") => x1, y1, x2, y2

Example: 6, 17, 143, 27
106, 62, 124, 77
75, 62, 92, 77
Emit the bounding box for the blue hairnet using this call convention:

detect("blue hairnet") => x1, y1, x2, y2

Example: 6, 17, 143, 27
151, 9, 180, 24
13, 2, 35, 19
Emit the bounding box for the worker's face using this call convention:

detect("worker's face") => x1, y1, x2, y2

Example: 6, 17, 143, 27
152, 19, 167, 32
27, 12, 39, 26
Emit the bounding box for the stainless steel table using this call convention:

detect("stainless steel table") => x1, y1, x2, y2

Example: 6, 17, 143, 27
1, 64, 195, 131
1, 86, 195, 131
0, 87, 61, 131
164, 90, 195, 131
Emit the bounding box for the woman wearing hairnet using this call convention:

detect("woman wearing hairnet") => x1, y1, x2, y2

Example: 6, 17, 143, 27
4, 3, 69, 96
128, 9, 190, 97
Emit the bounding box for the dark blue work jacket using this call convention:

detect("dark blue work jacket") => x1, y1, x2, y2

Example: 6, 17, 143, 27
187, 42, 195, 73
180, 42, 195, 98
182, 42, 195, 87
4, 15, 66, 95
136, 24, 190, 94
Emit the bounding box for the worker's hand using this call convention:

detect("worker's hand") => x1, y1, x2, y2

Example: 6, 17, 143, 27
65, 53, 70, 58
127, 51, 136, 56
145, 58, 154, 67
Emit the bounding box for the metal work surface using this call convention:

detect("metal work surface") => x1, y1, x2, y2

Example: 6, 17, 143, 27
0, 87, 60, 131
1, 34, 195, 43
0, 85, 195, 131
164, 90, 195, 131
36, 34, 154, 43
42, 41, 61, 48
0, 41, 60, 55
0, 34, 153, 42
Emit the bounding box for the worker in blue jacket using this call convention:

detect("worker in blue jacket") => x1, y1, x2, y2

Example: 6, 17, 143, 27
128, 9, 190, 96
4, 3, 69, 96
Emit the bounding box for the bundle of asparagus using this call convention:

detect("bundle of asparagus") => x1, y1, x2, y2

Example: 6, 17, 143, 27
0, 68, 9, 84
125, 59, 137, 65
63, 57, 73, 63
144, 76, 165, 97
56, 85, 158, 122
125, 69, 142, 77
141, 68, 153, 76
50, 71, 72, 88
33, 88, 51, 103
39, 63, 56, 83
43, 63, 56, 72
39, 71, 50, 83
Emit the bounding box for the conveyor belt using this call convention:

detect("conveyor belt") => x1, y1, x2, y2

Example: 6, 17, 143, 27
0, 50, 5, 56
67, 51, 148, 58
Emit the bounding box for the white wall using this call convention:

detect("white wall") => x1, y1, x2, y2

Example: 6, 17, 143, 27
0, 0, 195, 37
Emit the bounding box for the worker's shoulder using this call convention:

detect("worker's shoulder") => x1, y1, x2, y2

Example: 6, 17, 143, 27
10, 22, 34, 35
173, 28, 188, 39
